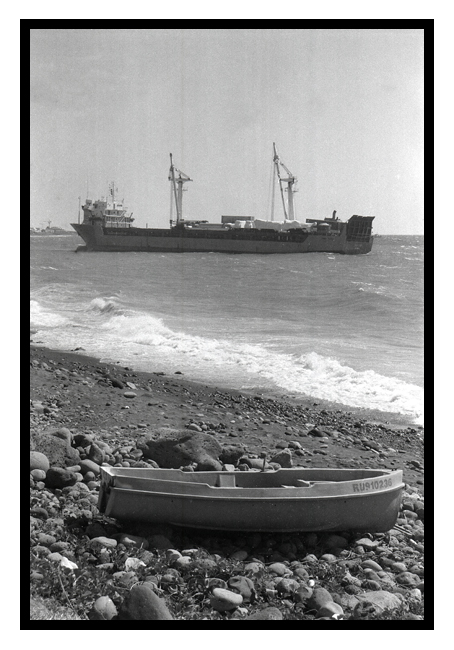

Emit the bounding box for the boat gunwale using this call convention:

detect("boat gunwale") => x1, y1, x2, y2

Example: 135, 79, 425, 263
105, 482, 404, 502
100, 466, 399, 481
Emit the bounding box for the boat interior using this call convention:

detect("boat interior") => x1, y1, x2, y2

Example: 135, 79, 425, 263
102, 467, 396, 491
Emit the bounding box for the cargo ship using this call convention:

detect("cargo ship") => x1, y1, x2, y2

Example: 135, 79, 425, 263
71, 146, 374, 254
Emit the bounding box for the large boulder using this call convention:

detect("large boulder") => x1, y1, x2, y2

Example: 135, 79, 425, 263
138, 429, 223, 470
30, 432, 80, 468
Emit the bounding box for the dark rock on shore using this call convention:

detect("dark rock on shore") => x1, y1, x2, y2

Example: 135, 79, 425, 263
31, 432, 80, 468
139, 429, 223, 471
44, 467, 78, 489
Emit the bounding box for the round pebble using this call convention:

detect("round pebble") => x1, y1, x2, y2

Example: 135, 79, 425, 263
89, 596, 118, 620
31, 469, 47, 481
30, 451, 50, 473
210, 588, 243, 611
268, 562, 289, 576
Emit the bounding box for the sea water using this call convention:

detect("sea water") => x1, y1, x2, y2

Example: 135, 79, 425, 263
30, 234, 424, 424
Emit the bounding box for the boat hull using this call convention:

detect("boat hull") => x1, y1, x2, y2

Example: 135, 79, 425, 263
71, 222, 374, 255
99, 467, 403, 533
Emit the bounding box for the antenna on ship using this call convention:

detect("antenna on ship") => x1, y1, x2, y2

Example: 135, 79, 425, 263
109, 181, 116, 203
273, 143, 297, 221
168, 154, 192, 226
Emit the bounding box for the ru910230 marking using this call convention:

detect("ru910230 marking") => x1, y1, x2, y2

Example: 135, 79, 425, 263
352, 478, 393, 493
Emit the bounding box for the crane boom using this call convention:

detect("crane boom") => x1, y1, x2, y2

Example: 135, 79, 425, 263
272, 143, 297, 221
169, 154, 192, 225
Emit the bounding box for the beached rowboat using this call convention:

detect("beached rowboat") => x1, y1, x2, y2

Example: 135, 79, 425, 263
98, 466, 404, 533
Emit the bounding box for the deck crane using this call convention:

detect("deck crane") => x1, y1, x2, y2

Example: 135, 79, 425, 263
272, 142, 297, 221
169, 154, 192, 225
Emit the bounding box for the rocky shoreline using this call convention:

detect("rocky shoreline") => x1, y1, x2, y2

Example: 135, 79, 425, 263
29, 345, 425, 622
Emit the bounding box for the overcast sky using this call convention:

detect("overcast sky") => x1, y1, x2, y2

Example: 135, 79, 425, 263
30, 28, 424, 234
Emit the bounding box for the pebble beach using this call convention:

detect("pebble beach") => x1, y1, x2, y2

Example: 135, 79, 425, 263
29, 344, 425, 622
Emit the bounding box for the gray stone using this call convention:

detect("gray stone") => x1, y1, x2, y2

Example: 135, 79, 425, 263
210, 588, 243, 611
240, 457, 271, 470
362, 559, 383, 572
87, 443, 105, 465
270, 448, 293, 468
307, 587, 333, 612
268, 562, 290, 576
119, 534, 149, 549
139, 429, 223, 470
89, 596, 118, 620
73, 433, 94, 448
317, 601, 344, 618
293, 566, 310, 580
353, 590, 405, 615
31, 433, 80, 468
30, 451, 50, 473
275, 578, 300, 595
30, 507, 48, 520
294, 584, 313, 603
31, 469, 47, 481
89, 536, 118, 549
220, 445, 246, 464
45, 467, 78, 489
118, 584, 173, 620
243, 607, 283, 620
37, 533, 56, 546
79, 459, 101, 476
228, 576, 256, 602
52, 427, 72, 444
244, 562, 264, 574
355, 537, 379, 549
396, 572, 421, 587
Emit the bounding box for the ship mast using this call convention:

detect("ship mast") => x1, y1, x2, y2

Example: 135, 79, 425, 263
109, 181, 117, 203
168, 154, 192, 225
272, 143, 297, 221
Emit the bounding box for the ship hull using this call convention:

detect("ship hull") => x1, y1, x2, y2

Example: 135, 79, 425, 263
71, 223, 373, 254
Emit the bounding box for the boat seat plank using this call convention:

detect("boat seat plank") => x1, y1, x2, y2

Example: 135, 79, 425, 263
216, 474, 236, 488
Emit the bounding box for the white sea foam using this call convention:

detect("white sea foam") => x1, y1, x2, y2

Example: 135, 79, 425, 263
30, 300, 68, 328
99, 310, 424, 423
88, 297, 124, 315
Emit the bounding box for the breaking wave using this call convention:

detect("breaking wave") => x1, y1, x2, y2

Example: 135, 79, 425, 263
29, 298, 424, 424
100, 310, 424, 423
